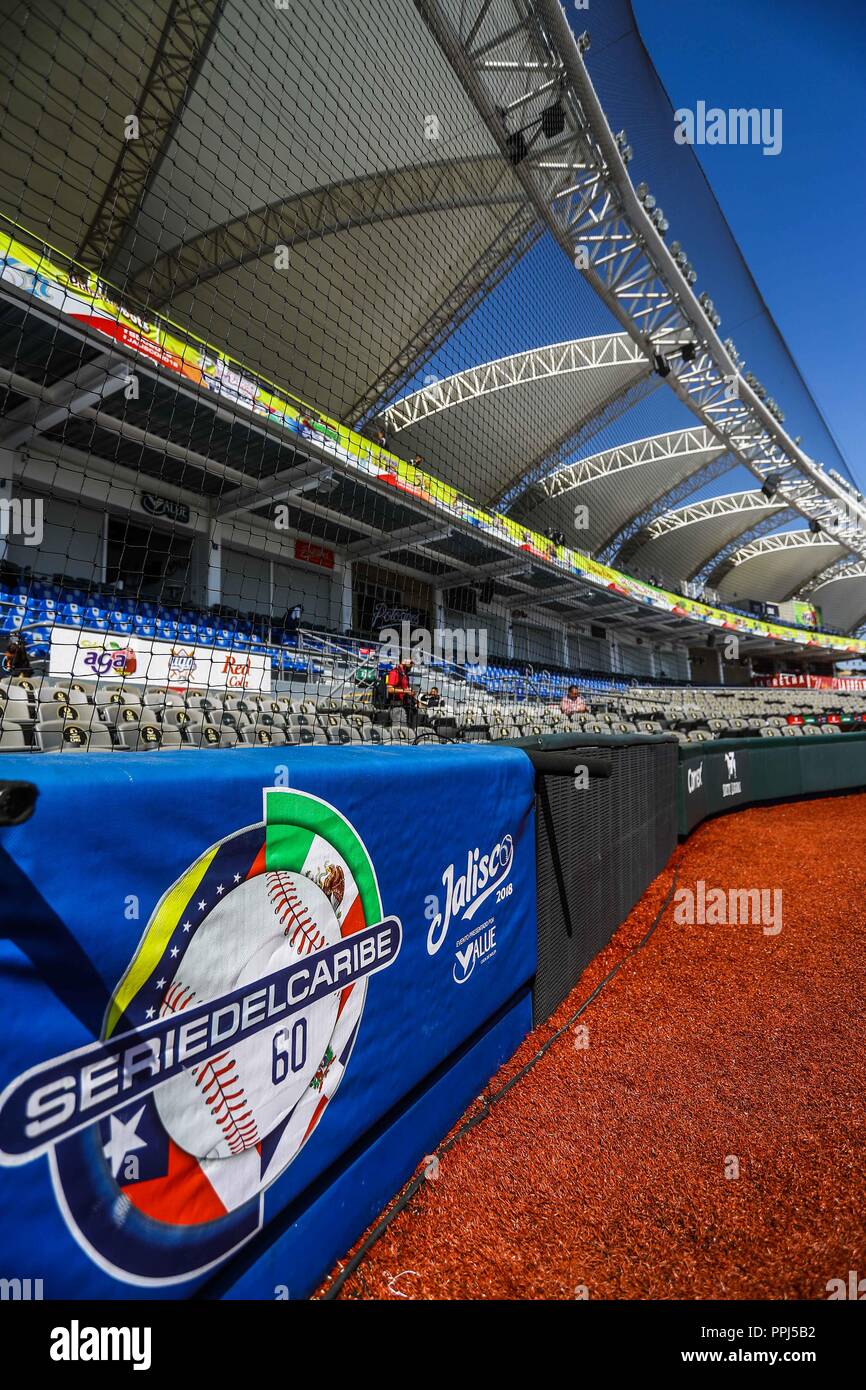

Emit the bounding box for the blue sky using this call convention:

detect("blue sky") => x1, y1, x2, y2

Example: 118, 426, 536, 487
632, 0, 866, 490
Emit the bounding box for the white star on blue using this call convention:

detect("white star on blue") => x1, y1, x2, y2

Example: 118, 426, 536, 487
103, 1106, 148, 1178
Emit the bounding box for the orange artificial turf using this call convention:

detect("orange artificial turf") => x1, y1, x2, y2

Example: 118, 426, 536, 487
319, 793, 866, 1300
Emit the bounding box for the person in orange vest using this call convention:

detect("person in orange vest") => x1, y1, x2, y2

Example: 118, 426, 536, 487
386, 658, 419, 724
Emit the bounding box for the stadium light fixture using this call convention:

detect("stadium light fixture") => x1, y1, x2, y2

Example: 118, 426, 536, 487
653, 352, 671, 378
614, 130, 634, 163
506, 130, 528, 166
541, 100, 566, 139
762, 473, 783, 499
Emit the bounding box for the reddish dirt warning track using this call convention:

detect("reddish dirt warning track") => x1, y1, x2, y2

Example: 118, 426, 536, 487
320, 793, 866, 1300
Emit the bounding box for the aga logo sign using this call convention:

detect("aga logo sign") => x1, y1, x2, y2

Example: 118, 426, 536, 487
0, 790, 401, 1285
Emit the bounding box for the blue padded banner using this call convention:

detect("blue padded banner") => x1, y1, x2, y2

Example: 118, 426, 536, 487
0, 745, 536, 1296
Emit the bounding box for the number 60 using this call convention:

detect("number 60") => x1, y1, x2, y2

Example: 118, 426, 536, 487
272, 1019, 308, 1084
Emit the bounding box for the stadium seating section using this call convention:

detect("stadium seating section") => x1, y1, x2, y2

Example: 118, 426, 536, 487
2, 666, 863, 753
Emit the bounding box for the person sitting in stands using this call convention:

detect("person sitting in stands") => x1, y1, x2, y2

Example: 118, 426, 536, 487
283, 603, 303, 637
560, 684, 587, 715
418, 685, 441, 708
2, 633, 32, 677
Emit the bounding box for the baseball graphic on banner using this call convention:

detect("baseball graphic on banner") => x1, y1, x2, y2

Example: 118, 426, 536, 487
0, 789, 403, 1286
155, 872, 343, 1161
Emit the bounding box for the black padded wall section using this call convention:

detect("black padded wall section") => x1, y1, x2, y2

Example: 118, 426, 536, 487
528, 736, 678, 1026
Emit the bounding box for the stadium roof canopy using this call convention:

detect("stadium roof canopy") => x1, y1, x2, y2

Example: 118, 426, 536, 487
485, 425, 731, 555
1, 0, 863, 640
0, 0, 540, 426
378, 334, 652, 505
715, 532, 851, 605
807, 562, 866, 633
617, 492, 793, 587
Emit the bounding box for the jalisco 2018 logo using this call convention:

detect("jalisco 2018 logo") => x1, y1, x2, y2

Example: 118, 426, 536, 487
426, 834, 514, 984
0, 790, 401, 1286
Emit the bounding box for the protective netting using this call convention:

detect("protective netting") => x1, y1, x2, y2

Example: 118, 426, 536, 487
589, 0, 857, 487
0, 0, 862, 752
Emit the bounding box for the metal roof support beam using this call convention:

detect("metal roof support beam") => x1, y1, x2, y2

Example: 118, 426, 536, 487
540, 425, 724, 501
77, 0, 223, 272
730, 530, 839, 564
215, 460, 334, 519
717, 530, 848, 603
381, 331, 656, 511
416, 0, 866, 555
605, 450, 737, 563
133, 155, 526, 307
799, 555, 863, 595
645, 491, 789, 539
381, 331, 646, 432
0, 354, 130, 450
498, 367, 658, 511
699, 509, 799, 587
345, 523, 453, 561
125, 154, 541, 428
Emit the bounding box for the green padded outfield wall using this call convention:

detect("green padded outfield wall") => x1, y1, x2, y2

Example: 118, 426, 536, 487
678, 733, 866, 836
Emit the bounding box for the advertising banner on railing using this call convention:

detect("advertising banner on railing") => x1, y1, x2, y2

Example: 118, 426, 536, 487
753, 673, 866, 691
49, 626, 272, 693
678, 733, 866, 834
791, 600, 821, 630
0, 745, 536, 1297
3, 222, 865, 659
